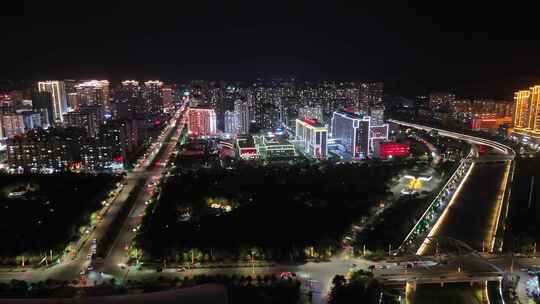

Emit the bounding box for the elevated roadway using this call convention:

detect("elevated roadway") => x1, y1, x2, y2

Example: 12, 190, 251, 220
389, 120, 515, 303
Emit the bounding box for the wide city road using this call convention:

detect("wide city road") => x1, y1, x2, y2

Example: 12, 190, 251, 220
390, 120, 514, 304
99, 115, 185, 279
420, 162, 509, 255
0, 110, 184, 284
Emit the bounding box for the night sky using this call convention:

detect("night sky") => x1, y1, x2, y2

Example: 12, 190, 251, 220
2, 1, 540, 98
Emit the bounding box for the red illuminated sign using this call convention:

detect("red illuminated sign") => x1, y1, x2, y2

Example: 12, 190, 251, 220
303, 117, 318, 126
379, 142, 410, 158
240, 148, 257, 155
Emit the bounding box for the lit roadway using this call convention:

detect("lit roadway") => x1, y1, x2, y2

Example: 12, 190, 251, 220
388, 120, 515, 254
100, 115, 185, 279
0, 110, 184, 284
0, 118, 523, 304
0, 108, 352, 304
389, 120, 515, 303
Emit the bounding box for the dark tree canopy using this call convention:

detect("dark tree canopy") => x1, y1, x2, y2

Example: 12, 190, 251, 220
138, 163, 400, 261
0, 173, 119, 260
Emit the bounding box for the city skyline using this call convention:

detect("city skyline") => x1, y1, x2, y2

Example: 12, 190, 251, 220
1, 2, 539, 303
2, 2, 540, 98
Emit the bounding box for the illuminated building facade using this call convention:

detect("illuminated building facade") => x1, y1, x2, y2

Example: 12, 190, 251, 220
513, 85, 540, 139
236, 135, 259, 159
234, 99, 250, 134
254, 136, 295, 159
67, 93, 79, 110
471, 116, 513, 131
120, 80, 141, 97
298, 105, 324, 122
6, 128, 85, 172
37, 81, 68, 122
188, 107, 217, 136
74, 80, 110, 111
0, 114, 25, 139
452, 98, 514, 131
17, 109, 44, 131
143, 80, 164, 114
98, 119, 139, 165
331, 109, 370, 159
224, 110, 240, 134
359, 82, 384, 111
63, 105, 104, 138
369, 124, 389, 149
295, 118, 328, 158
369, 106, 385, 126
162, 85, 174, 112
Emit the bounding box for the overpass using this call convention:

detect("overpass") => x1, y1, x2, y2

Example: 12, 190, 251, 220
389, 119, 515, 254
379, 271, 502, 287
388, 119, 515, 157
376, 252, 505, 285
473, 154, 514, 163
386, 119, 515, 301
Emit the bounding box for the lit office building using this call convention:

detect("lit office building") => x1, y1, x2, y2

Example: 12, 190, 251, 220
120, 80, 141, 97
254, 136, 296, 159
359, 82, 384, 111
0, 114, 25, 139
98, 119, 139, 164
234, 99, 250, 134
63, 105, 105, 138
298, 105, 324, 122
187, 107, 217, 136
63, 80, 77, 94
331, 109, 371, 159
236, 135, 259, 159
143, 80, 164, 114
369, 106, 385, 126
260, 103, 280, 130
67, 92, 80, 110
6, 128, 85, 172
369, 124, 389, 152
513, 85, 540, 139
224, 110, 240, 134
37, 81, 68, 122
162, 85, 174, 112
295, 118, 328, 158
17, 109, 44, 131
471, 116, 513, 131
74, 80, 110, 111
111, 101, 136, 120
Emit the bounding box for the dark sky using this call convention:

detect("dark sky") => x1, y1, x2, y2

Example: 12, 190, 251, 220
2, 1, 540, 98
